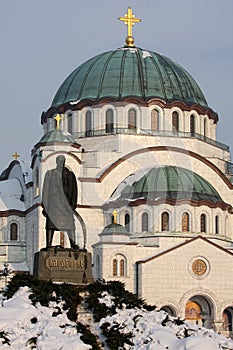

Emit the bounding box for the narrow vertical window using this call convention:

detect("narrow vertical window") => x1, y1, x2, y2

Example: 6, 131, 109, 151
215, 215, 219, 234
172, 111, 179, 132
200, 214, 206, 233
85, 111, 92, 137
182, 212, 190, 232
35, 167, 39, 196
142, 212, 149, 232
120, 259, 125, 276
125, 214, 130, 232
204, 119, 207, 139
10, 223, 18, 241
128, 108, 136, 131
190, 115, 195, 136
67, 112, 73, 133
113, 259, 117, 276
96, 255, 101, 279
106, 109, 114, 133
161, 212, 169, 231
151, 109, 159, 131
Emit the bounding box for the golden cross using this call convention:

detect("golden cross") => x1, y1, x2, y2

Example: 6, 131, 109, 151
12, 152, 20, 160
112, 209, 118, 224
54, 114, 62, 130
118, 7, 141, 38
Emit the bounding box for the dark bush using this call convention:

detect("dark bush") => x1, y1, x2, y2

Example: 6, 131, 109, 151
101, 322, 133, 350
76, 322, 101, 350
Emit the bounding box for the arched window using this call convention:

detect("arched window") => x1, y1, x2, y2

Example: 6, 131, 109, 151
85, 111, 92, 137
182, 212, 190, 232
215, 215, 219, 234
106, 109, 114, 133
142, 212, 149, 232
204, 119, 207, 139
10, 223, 18, 241
161, 212, 169, 231
113, 259, 117, 276
125, 213, 130, 232
67, 112, 73, 133
128, 108, 136, 131
35, 167, 39, 196
200, 213, 206, 233
172, 111, 179, 132
151, 109, 159, 131
190, 115, 195, 136
120, 259, 125, 276
112, 254, 127, 277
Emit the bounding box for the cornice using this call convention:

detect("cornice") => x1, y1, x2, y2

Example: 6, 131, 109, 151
42, 97, 218, 124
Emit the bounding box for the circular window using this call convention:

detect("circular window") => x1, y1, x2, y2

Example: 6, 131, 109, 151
189, 257, 209, 279
192, 259, 207, 276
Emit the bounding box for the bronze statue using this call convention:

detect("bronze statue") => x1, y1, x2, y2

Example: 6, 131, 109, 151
42, 155, 78, 249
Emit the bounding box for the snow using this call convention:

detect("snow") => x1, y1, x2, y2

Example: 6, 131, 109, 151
142, 50, 152, 58
0, 179, 25, 211
0, 286, 90, 349
0, 287, 233, 349
19, 160, 32, 183
98, 294, 233, 350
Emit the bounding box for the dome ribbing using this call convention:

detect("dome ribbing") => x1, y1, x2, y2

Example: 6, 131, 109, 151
52, 47, 208, 108
111, 166, 222, 203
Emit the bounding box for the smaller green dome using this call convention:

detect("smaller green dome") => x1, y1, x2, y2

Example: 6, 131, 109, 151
101, 223, 128, 235
110, 166, 222, 203
38, 130, 80, 146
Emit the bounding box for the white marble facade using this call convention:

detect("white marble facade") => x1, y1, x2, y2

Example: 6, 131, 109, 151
0, 48, 233, 336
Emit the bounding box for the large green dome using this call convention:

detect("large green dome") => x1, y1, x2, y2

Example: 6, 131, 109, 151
52, 47, 208, 108
110, 166, 222, 204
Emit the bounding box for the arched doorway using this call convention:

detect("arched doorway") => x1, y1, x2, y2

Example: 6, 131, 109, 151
222, 307, 233, 337
185, 295, 213, 328
160, 305, 177, 318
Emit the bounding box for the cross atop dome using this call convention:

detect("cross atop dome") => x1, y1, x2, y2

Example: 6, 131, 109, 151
12, 152, 20, 160
118, 7, 141, 47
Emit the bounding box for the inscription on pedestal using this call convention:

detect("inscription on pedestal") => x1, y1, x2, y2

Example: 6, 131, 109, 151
33, 248, 93, 284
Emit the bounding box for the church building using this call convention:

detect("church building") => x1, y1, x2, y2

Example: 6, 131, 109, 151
0, 8, 233, 336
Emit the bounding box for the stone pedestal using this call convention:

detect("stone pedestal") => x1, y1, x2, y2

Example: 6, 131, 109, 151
33, 247, 93, 284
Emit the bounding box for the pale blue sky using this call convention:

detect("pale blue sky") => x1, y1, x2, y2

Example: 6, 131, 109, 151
0, 0, 232, 169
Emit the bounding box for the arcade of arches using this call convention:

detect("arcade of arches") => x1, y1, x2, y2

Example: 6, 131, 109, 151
161, 296, 233, 337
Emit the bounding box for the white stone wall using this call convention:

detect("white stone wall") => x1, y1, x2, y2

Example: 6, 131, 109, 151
138, 238, 233, 323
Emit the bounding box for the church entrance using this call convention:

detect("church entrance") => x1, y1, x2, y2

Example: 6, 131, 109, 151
222, 307, 233, 338
185, 295, 213, 328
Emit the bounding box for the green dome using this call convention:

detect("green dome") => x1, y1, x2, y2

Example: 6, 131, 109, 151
101, 223, 128, 235
52, 47, 208, 108
111, 166, 222, 203
38, 130, 80, 145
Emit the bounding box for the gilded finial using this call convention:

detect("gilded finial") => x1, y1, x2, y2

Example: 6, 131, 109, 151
54, 114, 62, 130
118, 7, 141, 47
12, 152, 20, 160
112, 209, 118, 224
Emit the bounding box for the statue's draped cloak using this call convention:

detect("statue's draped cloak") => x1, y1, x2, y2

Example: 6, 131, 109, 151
42, 167, 77, 230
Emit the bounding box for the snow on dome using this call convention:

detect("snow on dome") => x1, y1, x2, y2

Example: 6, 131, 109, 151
0, 178, 25, 211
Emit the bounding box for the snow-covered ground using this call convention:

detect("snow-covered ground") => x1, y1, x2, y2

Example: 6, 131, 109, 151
0, 287, 90, 349
0, 287, 233, 349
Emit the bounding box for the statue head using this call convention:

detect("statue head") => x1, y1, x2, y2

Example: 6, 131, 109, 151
56, 155, 66, 169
